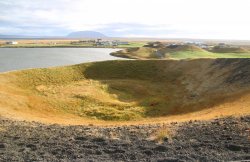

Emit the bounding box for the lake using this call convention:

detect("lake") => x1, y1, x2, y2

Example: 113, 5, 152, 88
0, 48, 124, 72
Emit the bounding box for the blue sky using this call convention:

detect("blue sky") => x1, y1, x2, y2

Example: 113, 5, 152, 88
0, 0, 250, 39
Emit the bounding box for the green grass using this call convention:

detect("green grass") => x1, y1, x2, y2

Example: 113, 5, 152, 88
211, 46, 249, 53
165, 51, 214, 59
111, 45, 250, 59
116, 42, 146, 48
168, 51, 250, 59
111, 47, 159, 59
211, 52, 250, 58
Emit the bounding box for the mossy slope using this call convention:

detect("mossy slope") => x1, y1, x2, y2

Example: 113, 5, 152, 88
0, 59, 250, 122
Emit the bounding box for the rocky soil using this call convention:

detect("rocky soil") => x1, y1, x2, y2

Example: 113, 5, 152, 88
0, 116, 249, 162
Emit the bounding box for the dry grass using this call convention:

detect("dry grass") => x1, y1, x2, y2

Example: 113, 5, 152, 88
0, 126, 5, 132
152, 126, 175, 143
111, 47, 159, 59
0, 59, 249, 125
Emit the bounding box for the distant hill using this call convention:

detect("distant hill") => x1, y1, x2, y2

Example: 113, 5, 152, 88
211, 46, 249, 53
111, 45, 210, 59
163, 45, 206, 52
67, 31, 107, 38
0, 31, 107, 39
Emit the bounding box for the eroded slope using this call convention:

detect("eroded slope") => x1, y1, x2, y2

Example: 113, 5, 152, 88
0, 59, 250, 124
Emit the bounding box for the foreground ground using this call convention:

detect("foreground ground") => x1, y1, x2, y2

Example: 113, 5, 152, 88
0, 116, 249, 161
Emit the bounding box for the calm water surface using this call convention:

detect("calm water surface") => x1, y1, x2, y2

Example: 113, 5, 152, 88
0, 48, 124, 72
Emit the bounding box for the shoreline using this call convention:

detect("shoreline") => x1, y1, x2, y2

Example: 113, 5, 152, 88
0, 46, 125, 49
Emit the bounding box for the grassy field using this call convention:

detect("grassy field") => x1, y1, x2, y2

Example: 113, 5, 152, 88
116, 42, 146, 48
0, 59, 250, 125
0, 40, 146, 48
167, 51, 250, 59
111, 45, 250, 59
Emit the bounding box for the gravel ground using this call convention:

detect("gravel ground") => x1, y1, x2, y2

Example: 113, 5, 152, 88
0, 116, 249, 162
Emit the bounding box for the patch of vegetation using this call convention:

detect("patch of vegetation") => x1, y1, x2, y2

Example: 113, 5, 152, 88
211, 46, 249, 53
111, 47, 159, 59
111, 45, 250, 59
116, 42, 146, 48
13, 64, 87, 89
151, 126, 174, 143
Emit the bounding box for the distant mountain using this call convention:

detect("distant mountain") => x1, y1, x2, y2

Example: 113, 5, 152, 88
0, 31, 107, 39
67, 31, 107, 38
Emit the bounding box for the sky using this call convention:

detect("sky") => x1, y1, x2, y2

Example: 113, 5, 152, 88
0, 0, 250, 40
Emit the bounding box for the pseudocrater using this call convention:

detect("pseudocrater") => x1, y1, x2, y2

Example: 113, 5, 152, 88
0, 59, 250, 123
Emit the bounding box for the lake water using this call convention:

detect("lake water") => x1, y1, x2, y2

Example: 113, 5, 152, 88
0, 48, 124, 72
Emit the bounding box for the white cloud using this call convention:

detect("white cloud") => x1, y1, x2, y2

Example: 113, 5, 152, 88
0, 0, 250, 39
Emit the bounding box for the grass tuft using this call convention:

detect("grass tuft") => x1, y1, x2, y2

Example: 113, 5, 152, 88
152, 126, 174, 143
